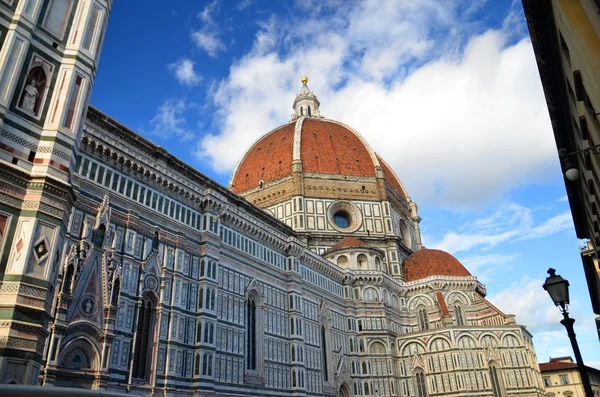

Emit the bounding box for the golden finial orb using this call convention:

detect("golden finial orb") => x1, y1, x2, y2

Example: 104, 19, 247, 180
301, 73, 308, 85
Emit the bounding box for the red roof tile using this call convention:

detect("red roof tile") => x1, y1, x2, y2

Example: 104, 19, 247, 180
301, 119, 375, 177
539, 361, 578, 372
403, 248, 471, 282
331, 237, 369, 250
377, 154, 408, 202
232, 123, 295, 193
436, 291, 450, 316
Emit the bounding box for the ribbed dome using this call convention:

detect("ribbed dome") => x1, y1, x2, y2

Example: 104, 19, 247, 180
403, 248, 471, 282
229, 117, 408, 202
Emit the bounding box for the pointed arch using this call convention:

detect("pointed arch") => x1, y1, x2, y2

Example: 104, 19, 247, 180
413, 368, 428, 397
63, 264, 75, 294
489, 361, 505, 397
58, 337, 100, 371
132, 294, 156, 380
111, 278, 121, 306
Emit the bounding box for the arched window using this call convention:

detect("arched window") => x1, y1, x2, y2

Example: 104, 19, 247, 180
417, 306, 429, 331
300, 107, 303, 116
414, 369, 428, 397
292, 370, 297, 387
207, 353, 213, 375
489, 363, 504, 397
200, 260, 205, 277
132, 295, 155, 380
198, 288, 204, 309
291, 345, 296, 361
363, 287, 379, 302
209, 323, 214, 343
357, 254, 368, 267
202, 353, 208, 375
362, 361, 368, 375
152, 232, 159, 250
375, 257, 381, 270
307, 105, 312, 116
111, 278, 120, 306
93, 224, 105, 247
321, 325, 329, 381
63, 264, 74, 294
337, 255, 348, 267
204, 322, 210, 343
196, 321, 202, 343
211, 289, 216, 310
246, 297, 257, 370
364, 381, 370, 395
454, 304, 464, 326
194, 353, 200, 375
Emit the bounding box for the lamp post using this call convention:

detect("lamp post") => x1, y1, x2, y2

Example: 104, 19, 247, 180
542, 268, 594, 397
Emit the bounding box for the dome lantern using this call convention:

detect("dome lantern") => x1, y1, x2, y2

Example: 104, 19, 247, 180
292, 74, 321, 120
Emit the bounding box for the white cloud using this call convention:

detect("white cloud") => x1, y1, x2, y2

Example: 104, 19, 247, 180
236, 0, 252, 11
147, 99, 196, 142
489, 275, 598, 362
168, 59, 202, 86
429, 203, 572, 254
194, 1, 555, 209
192, 0, 226, 58
458, 253, 520, 281
191, 30, 225, 58
489, 276, 563, 334
198, 0, 219, 24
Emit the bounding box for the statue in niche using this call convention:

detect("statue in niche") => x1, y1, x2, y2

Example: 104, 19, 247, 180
19, 65, 48, 115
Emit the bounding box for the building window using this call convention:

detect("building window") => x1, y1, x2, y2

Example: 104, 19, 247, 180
489, 364, 504, 397
417, 306, 429, 331
560, 375, 569, 385
559, 31, 571, 65
454, 304, 464, 326
574, 71, 584, 101
413, 369, 428, 397
321, 325, 329, 381
246, 297, 257, 370
132, 295, 155, 380
543, 377, 551, 387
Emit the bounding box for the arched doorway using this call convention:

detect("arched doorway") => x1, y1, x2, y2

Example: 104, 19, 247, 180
337, 383, 351, 397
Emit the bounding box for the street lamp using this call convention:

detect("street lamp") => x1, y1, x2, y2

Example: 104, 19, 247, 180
542, 268, 594, 397
559, 145, 600, 182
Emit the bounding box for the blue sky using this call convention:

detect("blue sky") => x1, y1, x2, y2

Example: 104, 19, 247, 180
91, 0, 600, 367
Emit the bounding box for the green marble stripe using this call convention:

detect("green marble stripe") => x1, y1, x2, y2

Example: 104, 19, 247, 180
0, 348, 42, 362
2, 274, 51, 289
0, 306, 49, 327
3, 118, 74, 150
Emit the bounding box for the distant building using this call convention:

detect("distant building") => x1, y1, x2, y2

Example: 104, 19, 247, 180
539, 357, 600, 397
522, 0, 600, 338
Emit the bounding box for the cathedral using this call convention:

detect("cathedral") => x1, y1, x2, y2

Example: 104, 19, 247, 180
0, 1, 546, 396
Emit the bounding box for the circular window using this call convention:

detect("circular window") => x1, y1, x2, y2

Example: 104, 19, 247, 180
333, 211, 351, 228
327, 201, 362, 232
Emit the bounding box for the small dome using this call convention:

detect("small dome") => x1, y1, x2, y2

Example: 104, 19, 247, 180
403, 248, 471, 282
331, 237, 369, 250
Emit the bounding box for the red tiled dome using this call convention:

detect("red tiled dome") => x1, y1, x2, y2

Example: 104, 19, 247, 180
403, 248, 471, 282
230, 117, 409, 202
300, 119, 375, 177
231, 122, 295, 193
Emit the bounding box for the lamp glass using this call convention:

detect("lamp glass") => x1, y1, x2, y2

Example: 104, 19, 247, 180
543, 274, 570, 307
565, 168, 580, 181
